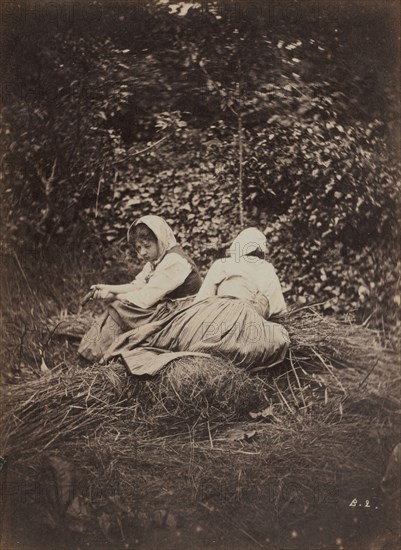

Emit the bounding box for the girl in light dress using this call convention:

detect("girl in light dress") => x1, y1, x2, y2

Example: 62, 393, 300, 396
78, 215, 202, 362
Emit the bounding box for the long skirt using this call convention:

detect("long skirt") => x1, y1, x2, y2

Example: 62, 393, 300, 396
104, 296, 290, 376
78, 297, 193, 362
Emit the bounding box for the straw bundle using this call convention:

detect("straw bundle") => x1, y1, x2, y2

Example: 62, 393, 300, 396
2, 362, 134, 459
138, 356, 263, 428
282, 306, 394, 371
2, 357, 265, 458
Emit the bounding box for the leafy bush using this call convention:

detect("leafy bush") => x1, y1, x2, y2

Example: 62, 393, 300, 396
1, 2, 399, 331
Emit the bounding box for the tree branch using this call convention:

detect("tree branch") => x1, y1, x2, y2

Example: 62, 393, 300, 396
237, 61, 245, 229
111, 130, 174, 166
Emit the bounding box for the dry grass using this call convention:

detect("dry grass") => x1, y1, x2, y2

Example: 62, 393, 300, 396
140, 356, 264, 430
2, 361, 133, 459
282, 305, 394, 370
2, 356, 264, 458
3, 304, 399, 460
11, 391, 393, 546
1, 256, 400, 547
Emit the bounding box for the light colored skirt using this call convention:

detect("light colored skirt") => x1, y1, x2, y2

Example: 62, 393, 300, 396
105, 296, 290, 375
78, 297, 193, 362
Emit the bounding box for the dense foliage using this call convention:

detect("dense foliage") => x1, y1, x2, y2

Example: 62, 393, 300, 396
1, 1, 400, 329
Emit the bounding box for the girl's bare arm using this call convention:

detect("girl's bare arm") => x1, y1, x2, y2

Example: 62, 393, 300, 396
91, 283, 138, 294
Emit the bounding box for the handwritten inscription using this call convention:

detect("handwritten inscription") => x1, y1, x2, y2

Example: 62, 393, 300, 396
349, 499, 379, 509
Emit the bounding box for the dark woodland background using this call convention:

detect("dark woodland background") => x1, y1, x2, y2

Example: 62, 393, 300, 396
1, 0, 400, 331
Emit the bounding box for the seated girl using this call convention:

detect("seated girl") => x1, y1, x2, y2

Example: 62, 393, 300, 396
193, 227, 287, 318
78, 215, 202, 361
104, 228, 290, 374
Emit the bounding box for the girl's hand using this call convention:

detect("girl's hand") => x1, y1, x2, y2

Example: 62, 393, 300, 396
90, 283, 108, 291
93, 289, 115, 300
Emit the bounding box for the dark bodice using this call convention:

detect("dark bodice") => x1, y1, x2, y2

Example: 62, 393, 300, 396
164, 245, 202, 299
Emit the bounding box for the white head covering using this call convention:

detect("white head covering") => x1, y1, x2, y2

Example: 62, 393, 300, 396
227, 227, 267, 259
127, 215, 177, 260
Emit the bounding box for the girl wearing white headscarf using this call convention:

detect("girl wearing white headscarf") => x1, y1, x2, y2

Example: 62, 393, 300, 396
78, 215, 202, 362
105, 228, 290, 375
194, 227, 287, 318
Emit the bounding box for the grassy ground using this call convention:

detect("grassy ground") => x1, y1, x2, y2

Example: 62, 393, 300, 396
0, 250, 400, 550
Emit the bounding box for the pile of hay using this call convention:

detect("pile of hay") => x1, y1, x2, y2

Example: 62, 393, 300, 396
2, 307, 398, 462
2, 362, 133, 459
138, 356, 263, 430
2, 356, 264, 458
282, 306, 394, 371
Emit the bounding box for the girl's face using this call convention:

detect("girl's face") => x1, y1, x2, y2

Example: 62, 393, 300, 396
135, 238, 159, 262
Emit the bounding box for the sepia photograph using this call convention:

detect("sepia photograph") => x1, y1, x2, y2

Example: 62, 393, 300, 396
0, 1, 400, 549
